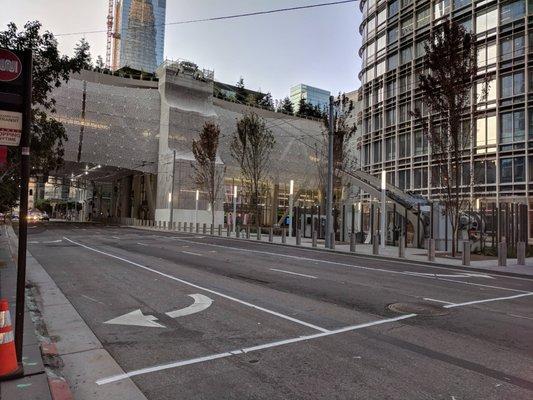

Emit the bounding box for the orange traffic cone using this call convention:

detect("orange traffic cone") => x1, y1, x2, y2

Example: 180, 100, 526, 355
0, 299, 22, 380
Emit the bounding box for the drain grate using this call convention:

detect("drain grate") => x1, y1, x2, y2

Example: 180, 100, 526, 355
388, 302, 449, 316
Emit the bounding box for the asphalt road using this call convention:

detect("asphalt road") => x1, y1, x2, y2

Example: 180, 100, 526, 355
25, 222, 533, 399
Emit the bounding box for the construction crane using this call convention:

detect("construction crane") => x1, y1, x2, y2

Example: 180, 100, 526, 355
105, 0, 115, 69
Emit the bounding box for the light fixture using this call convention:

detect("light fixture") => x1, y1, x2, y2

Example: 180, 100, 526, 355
168, 192, 172, 203
196, 189, 199, 201
289, 180, 294, 196
381, 170, 386, 190
233, 186, 237, 198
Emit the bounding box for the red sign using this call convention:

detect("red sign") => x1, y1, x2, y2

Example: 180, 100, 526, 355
0, 49, 22, 82
0, 146, 7, 166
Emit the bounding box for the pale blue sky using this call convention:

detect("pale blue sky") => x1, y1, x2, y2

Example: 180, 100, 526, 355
2, 0, 363, 100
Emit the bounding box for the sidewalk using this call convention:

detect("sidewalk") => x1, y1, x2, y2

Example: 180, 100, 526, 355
129, 223, 533, 278
0, 224, 54, 400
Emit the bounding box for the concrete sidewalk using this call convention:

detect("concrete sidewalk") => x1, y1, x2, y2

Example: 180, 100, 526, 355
0, 224, 53, 400
129, 223, 533, 278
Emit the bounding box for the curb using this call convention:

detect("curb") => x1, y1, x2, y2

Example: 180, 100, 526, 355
125, 225, 533, 280
41, 343, 74, 400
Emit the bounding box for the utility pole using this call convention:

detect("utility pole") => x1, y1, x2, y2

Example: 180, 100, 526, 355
325, 96, 334, 249
233, 185, 237, 235
288, 180, 294, 238
169, 150, 176, 228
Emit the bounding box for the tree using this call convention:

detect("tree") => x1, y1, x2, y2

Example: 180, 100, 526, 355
95, 55, 104, 70
315, 94, 357, 216
257, 92, 274, 111
235, 77, 247, 104
0, 21, 91, 212
296, 98, 325, 119
277, 97, 294, 115
192, 122, 224, 227
230, 112, 275, 228
74, 37, 92, 70
412, 20, 480, 257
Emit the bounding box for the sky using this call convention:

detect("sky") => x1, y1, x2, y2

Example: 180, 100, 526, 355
2, 0, 363, 101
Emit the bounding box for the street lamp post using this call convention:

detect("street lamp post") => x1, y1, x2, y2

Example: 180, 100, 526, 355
169, 150, 176, 229
380, 170, 386, 249
288, 180, 294, 238
233, 185, 237, 235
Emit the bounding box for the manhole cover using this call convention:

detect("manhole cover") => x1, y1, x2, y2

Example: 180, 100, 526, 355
388, 302, 449, 316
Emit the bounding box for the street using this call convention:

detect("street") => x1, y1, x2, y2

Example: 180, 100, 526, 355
26, 222, 533, 399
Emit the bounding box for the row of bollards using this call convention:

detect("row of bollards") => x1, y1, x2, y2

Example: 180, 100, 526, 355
132, 219, 526, 267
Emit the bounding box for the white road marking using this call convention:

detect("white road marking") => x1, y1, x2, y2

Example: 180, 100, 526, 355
182, 251, 202, 257
43, 239, 62, 243
423, 298, 455, 305
404, 271, 494, 279
443, 292, 533, 309
137, 242, 149, 246
104, 309, 166, 328
167, 237, 529, 294
112, 236, 120, 239
63, 237, 329, 333
81, 294, 106, 305
166, 294, 212, 318
270, 268, 317, 279
96, 314, 417, 385
29, 241, 40, 244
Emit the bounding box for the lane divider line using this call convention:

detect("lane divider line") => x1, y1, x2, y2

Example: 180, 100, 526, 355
270, 268, 318, 279
63, 237, 330, 334
166, 237, 530, 294
443, 292, 533, 309
96, 314, 417, 385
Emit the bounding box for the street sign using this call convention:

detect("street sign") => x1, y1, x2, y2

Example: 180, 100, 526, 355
0, 109, 22, 146
0, 49, 22, 82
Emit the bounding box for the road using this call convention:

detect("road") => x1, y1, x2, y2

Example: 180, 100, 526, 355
25, 222, 533, 399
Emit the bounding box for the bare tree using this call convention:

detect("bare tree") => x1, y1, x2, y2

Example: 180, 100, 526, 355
412, 20, 481, 257
192, 122, 225, 227
230, 112, 275, 228
315, 94, 357, 210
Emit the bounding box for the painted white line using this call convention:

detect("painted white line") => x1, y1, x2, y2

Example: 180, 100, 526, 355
404, 271, 494, 279
96, 313, 417, 385
63, 237, 329, 333
112, 236, 120, 239
270, 268, 317, 279
443, 292, 533, 309
81, 294, 106, 305
166, 237, 529, 294
166, 294, 212, 318
182, 251, 203, 257
137, 242, 149, 246
423, 297, 455, 305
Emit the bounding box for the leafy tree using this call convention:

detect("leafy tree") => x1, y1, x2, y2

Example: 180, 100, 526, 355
192, 122, 225, 227
315, 94, 356, 213
230, 112, 275, 228
0, 21, 91, 212
411, 20, 480, 256
277, 97, 294, 115
95, 55, 104, 70
296, 98, 325, 119
74, 38, 92, 69
235, 77, 247, 104
257, 92, 274, 111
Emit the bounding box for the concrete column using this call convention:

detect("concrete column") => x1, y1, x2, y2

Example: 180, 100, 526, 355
427, 239, 435, 262
257, 228, 262, 241
282, 227, 286, 244
312, 230, 317, 248
350, 232, 356, 253
517, 242, 525, 266
269, 227, 273, 242
330, 232, 335, 249
398, 236, 405, 258
462, 240, 471, 266
296, 229, 301, 246
372, 234, 379, 255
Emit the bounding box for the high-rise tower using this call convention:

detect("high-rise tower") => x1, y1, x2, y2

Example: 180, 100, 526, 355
112, 0, 166, 73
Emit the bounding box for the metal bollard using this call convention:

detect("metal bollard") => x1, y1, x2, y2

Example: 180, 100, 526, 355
173, 222, 176, 230
236, 227, 240, 238
246, 226, 250, 239
282, 227, 287, 243
350, 233, 356, 252
517, 242, 525, 266
184, 222, 187, 231
218, 224, 222, 236
312, 230, 317, 248
372, 234, 379, 255
296, 229, 301, 245
269, 227, 273, 242
427, 238, 435, 262
190, 223, 193, 233
330, 232, 335, 249
178, 221, 181, 231
202, 223, 206, 234
163, 221, 167, 229
462, 240, 471, 266
158, 221, 162, 229
257, 227, 262, 240
498, 241, 507, 267
226, 225, 231, 237
398, 236, 405, 258
196, 223, 199, 233
210, 224, 214, 235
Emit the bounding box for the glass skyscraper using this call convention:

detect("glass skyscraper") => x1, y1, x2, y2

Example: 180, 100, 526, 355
116, 0, 166, 73
290, 84, 331, 113
358, 0, 531, 237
